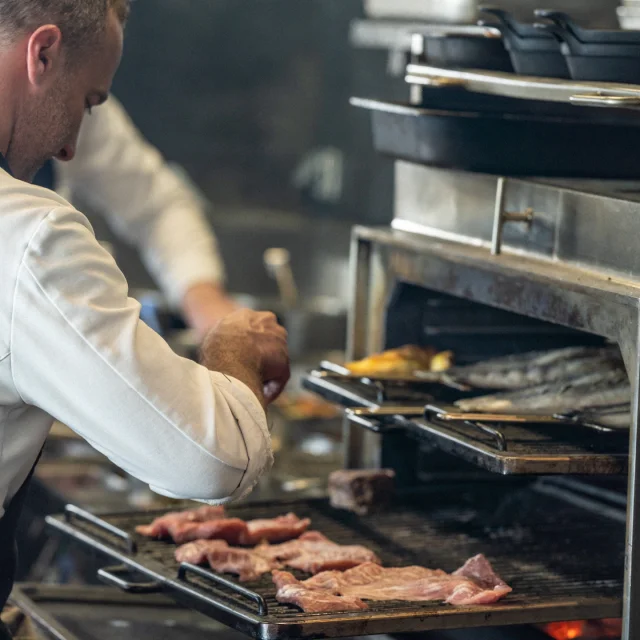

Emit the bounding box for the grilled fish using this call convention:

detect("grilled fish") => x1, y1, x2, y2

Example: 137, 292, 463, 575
417, 346, 623, 390
455, 369, 630, 415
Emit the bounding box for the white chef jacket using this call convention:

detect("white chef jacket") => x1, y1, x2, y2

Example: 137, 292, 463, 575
0, 162, 272, 517
53, 96, 225, 307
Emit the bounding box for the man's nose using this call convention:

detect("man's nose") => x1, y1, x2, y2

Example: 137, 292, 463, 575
55, 145, 76, 162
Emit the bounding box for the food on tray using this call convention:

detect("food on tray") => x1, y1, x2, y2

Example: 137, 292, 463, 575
170, 517, 248, 545
137, 509, 310, 546
239, 514, 312, 545
175, 540, 281, 582
272, 554, 511, 612
256, 531, 381, 573
275, 393, 341, 420
455, 369, 630, 415
346, 345, 453, 377
135, 505, 225, 539
328, 469, 395, 516
443, 346, 624, 391
272, 570, 368, 612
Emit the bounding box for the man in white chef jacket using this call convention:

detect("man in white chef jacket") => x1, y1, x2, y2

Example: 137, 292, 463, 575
33, 96, 239, 339
0, 0, 289, 625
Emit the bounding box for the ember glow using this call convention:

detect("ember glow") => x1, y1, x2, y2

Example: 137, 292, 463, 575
541, 619, 622, 639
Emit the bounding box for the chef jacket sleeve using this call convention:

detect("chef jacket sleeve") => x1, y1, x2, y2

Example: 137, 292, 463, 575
10, 207, 272, 502
54, 96, 224, 307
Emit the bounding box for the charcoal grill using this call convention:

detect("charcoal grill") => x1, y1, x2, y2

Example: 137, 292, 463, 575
46, 479, 623, 640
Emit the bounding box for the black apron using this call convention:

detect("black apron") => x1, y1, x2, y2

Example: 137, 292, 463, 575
0, 153, 48, 638
0, 459, 40, 639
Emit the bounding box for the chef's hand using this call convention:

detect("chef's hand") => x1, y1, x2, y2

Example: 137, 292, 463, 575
200, 309, 290, 409
182, 282, 241, 340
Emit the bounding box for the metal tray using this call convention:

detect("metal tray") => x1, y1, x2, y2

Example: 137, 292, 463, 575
46, 484, 623, 640
303, 371, 630, 474
402, 415, 629, 475
351, 95, 640, 178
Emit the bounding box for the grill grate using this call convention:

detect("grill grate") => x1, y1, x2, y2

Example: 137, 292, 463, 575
47, 480, 623, 639
303, 370, 630, 475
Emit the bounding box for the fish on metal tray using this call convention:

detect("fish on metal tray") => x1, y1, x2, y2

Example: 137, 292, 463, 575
454, 369, 630, 415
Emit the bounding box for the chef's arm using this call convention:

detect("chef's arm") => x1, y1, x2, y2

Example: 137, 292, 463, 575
55, 97, 238, 336
10, 207, 274, 502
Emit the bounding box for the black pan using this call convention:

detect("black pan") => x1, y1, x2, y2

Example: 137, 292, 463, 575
535, 9, 640, 44
480, 7, 569, 78
351, 95, 640, 178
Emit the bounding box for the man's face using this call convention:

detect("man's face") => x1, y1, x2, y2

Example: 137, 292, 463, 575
8, 10, 123, 182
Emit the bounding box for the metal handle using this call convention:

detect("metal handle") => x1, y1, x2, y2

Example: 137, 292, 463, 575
491, 177, 535, 256
98, 565, 162, 594
178, 563, 268, 615
64, 504, 137, 554
349, 406, 426, 417
569, 94, 640, 108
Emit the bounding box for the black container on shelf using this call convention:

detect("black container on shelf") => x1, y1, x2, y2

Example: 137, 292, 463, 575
535, 10, 640, 83
536, 9, 640, 44
416, 29, 513, 72
479, 6, 569, 78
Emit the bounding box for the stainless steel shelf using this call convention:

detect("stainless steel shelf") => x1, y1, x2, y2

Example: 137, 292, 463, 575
405, 64, 640, 109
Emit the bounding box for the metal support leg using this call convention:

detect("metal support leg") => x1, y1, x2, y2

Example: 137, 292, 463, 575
622, 328, 640, 640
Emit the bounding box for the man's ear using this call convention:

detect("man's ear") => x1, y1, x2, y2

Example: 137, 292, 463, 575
26, 25, 63, 88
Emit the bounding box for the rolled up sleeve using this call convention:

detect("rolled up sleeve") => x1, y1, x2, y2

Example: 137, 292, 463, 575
10, 207, 271, 502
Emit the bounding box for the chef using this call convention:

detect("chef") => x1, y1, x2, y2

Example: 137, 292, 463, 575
0, 0, 289, 630
33, 94, 239, 339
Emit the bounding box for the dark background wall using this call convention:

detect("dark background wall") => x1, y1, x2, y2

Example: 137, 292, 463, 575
84, 0, 397, 297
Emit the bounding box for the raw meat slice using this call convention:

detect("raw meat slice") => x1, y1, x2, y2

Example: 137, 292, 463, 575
176, 539, 281, 582
273, 555, 511, 611
272, 571, 368, 613
170, 518, 247, 545
328, 469, 395, 515
256, 531, 380, 573
238, 513, 311, 545
175, 539, 229, 564
137, 509, 310, 546
135, 505, 225, 538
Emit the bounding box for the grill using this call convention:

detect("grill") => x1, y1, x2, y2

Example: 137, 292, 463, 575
47, 479, 623, 639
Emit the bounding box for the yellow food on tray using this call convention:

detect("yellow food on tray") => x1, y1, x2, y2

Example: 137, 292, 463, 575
346, 345, 454, 376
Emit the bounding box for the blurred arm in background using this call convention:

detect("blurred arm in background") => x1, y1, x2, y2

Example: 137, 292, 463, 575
54, 96, 239, 339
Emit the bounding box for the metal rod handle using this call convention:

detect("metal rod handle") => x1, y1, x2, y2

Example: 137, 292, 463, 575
64, 504, 137, 554
178, 563, 268, 615
569, 94, 640, 108
97, 565, 162, 594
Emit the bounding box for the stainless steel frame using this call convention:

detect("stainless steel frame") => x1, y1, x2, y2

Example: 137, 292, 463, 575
345, 170, 640, 639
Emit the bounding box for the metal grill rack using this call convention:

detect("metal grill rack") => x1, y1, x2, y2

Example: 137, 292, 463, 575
303, 367, 630, 474
46, 482, 623, 639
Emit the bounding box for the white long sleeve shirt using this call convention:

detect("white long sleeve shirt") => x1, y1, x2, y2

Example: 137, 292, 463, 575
0, 165, 272, 518
53, 97, 224, 307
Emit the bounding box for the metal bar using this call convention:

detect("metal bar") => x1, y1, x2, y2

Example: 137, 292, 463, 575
344, 233, 381, 469
64, 504, 137, 554
9, 587, 82, 640
404, 64, 640, 108
464, 421, 508, 452
178, 563, 268, 616
622, 325, 640, 640
491, 177, 507, 256
97, 565, 163, 594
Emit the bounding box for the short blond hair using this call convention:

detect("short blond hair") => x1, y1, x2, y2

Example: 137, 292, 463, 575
0, 0, 130, 51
